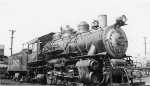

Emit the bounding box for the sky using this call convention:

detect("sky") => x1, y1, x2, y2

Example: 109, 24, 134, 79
0, 0, 150, 56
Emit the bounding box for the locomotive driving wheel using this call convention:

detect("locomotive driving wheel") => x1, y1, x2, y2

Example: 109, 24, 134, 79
46, 72, 54, 84
56, 77, 62, 85
65, 82, 77, 86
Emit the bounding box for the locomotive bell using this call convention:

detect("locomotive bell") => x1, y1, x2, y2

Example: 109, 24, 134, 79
91, 20, 99, 30
77, 21, 89, 33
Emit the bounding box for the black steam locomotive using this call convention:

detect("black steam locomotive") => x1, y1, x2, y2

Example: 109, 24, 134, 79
6, 15, 132, 86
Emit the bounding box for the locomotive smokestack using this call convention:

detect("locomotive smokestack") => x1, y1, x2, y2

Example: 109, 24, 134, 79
98, 15, 107, 28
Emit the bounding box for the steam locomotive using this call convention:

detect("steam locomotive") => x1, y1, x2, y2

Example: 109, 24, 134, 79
6, 15, 132, 86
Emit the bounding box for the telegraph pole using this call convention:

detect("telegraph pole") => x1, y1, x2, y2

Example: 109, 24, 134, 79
9, 30, 16, 56
144, 37, 147, 55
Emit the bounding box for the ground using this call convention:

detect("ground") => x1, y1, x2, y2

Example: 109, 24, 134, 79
0, 76, 150, 86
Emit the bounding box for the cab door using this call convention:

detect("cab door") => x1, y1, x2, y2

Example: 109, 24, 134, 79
27, 42, 38, 63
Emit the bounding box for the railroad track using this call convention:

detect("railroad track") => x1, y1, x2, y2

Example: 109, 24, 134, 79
0, 78, 147, 86
0, 79, 43, 85
0, 79, 20, 85
0, 79, 85, 86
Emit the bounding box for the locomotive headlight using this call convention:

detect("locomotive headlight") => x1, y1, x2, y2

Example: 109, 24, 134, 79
115, 15, 127, 26
89, 60, 99, 70
121, 15, 127, 23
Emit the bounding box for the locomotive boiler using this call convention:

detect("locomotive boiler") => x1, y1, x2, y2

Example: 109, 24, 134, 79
42, 15, 130, 86
43, 22, 128, 58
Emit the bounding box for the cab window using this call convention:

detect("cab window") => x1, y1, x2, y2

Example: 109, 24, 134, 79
29, 44, 32, 50
32, 43, 37, 52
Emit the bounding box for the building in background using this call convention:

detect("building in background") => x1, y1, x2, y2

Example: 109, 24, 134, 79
0, 44, 8, 64
131, 53, 150, 67
0, 45, 4, 56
